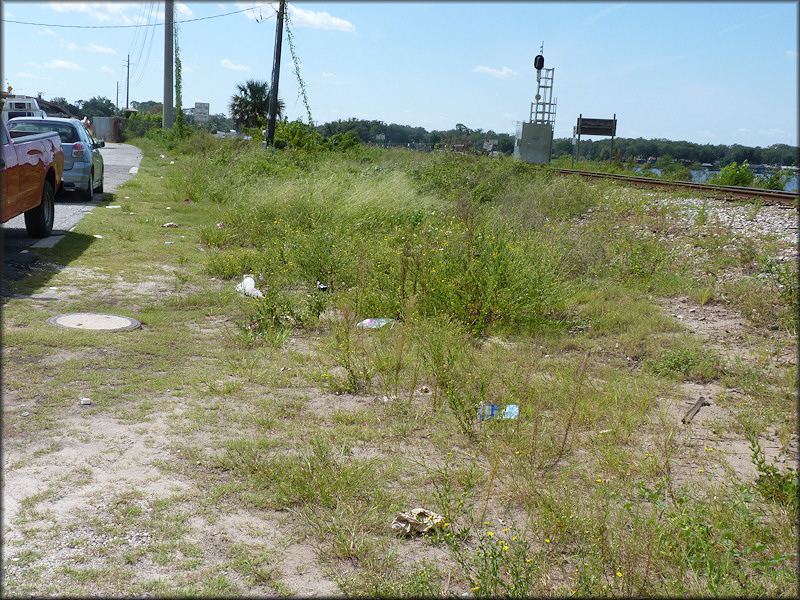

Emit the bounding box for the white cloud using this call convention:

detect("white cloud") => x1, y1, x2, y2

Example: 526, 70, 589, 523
221, 59, 251, 71
758, 128, 787, 137
581, 3, 626, 28
788, 50, 798, 60
64, 42, 79, 51
236, 2, 274, 22
17, 72, 42, 79
100, 66, 115, 74
182, 66, 194, 73
37, 28, 56, 37
322, 72, 336, 78
234, 2, 355, 31
175, 3, 195, 19
48, 2, 135, 25
43, 59, 83, 70
89, 43, 117, 54
473, 65, 517, 79
289, 6, 356, 32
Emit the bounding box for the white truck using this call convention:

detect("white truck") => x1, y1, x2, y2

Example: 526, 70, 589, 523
1, 96, 47, 124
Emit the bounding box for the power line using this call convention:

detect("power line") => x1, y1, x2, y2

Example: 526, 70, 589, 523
3, 4, 273, 29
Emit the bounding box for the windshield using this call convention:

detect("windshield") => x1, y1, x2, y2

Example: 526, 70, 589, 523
7, 121, 79, 144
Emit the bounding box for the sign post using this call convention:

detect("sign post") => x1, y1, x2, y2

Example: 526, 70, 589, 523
575, 114, 617, 165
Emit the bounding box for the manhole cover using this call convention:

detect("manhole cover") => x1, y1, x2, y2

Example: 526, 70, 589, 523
47, 313, 141, 332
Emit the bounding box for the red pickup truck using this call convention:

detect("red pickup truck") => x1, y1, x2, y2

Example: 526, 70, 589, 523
1, 119, 64, 237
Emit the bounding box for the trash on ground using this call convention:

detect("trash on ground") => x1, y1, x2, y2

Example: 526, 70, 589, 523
357, 318, 394, 329
316, 281, 328, 292
236, 275, 264, 299
165, 241, 174, 245
216, 222, 225, 229
161, 222, 179, 228
21, 411, 31, 417
80, 398, 92, 405
478, 403, 519, 420
169, 161, 175, 165
160, 154, 166, 158
93, 234, 103, 239
106, 205, 121, 209
391, 508, 444, 535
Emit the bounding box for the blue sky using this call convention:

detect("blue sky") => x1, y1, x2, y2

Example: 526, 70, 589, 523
2, 1, 797, 147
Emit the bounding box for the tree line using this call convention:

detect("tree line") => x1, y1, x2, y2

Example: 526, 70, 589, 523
553, 136, 798, 167
43, 90, 798, 167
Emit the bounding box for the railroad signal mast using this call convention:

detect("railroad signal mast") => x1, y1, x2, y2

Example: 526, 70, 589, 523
514, 42, 556, 164
530, 45, 556, 126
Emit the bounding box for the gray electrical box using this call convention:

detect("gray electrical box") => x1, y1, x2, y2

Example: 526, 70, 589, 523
514, 122, 553, 164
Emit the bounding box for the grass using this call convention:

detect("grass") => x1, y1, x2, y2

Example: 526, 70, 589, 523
2, 133, 796, 597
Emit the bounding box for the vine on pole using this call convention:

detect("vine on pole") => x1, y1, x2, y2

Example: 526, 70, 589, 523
284, 10, 315, 144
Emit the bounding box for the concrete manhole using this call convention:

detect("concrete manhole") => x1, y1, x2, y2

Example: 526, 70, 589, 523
47, 313, 142, 332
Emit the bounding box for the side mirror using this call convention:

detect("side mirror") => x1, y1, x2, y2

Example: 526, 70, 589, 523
95, 140, 105, 148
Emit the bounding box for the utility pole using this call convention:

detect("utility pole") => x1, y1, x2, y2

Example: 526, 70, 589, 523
116, 81, 119, 115
163, 0, 174, 129
266, 0, 286, 146
125, 54, 131, 109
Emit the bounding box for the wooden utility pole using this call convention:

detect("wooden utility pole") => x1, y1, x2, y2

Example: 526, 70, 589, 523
163, 0, 174, 129
266, 0, 286, 146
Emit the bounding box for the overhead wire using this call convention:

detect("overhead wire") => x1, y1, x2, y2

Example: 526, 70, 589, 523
3, 3, 274, 29
131, 1, 160, 86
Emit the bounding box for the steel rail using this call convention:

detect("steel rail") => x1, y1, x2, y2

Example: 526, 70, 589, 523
552, 168, 798, 208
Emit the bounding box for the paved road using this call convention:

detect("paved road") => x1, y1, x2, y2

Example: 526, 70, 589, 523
2, 142, 143, 295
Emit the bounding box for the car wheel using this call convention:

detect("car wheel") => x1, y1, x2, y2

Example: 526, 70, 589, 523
94, 168, 104, 194
24, 181, 55, 238
82, 170, 94, 201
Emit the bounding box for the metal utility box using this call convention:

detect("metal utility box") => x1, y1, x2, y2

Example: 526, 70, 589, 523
514, 122, 553, 164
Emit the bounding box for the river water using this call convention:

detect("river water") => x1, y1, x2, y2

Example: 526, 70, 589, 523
640, 167, 798, 192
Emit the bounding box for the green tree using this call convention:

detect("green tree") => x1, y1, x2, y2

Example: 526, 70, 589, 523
131, 100, 162, 114
229, 79, 284, 129
49, 96, 82, 118
80, 96, 117, 117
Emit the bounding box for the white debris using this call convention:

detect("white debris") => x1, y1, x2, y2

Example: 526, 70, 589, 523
236, 276, 264, 299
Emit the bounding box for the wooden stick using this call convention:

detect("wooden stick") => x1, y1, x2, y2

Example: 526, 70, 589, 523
682, 396, 710, 424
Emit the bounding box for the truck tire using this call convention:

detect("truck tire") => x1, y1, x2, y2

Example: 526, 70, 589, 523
24, 180, 55, 238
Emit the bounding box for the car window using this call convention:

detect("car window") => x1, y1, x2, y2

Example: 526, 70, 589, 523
1, 126, 7, 145
79, 124, 96, 145
7, 121, 79, 144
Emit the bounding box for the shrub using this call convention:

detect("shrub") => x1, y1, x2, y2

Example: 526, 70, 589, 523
711, 161, 754, 187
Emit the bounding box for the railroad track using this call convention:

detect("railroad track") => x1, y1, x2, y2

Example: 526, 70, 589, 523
553, 168, 799, 208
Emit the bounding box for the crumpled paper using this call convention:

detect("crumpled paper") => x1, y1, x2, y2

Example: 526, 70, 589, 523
391, 508, 443, 535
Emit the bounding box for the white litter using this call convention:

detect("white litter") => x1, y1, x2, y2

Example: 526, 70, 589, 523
357, 318, 394, 329
236, 276, 264, 298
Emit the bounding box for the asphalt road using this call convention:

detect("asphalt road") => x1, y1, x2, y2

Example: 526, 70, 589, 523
2, 142, 143, 296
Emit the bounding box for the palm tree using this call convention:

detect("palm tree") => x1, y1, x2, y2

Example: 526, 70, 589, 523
229, 79, 285, 129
